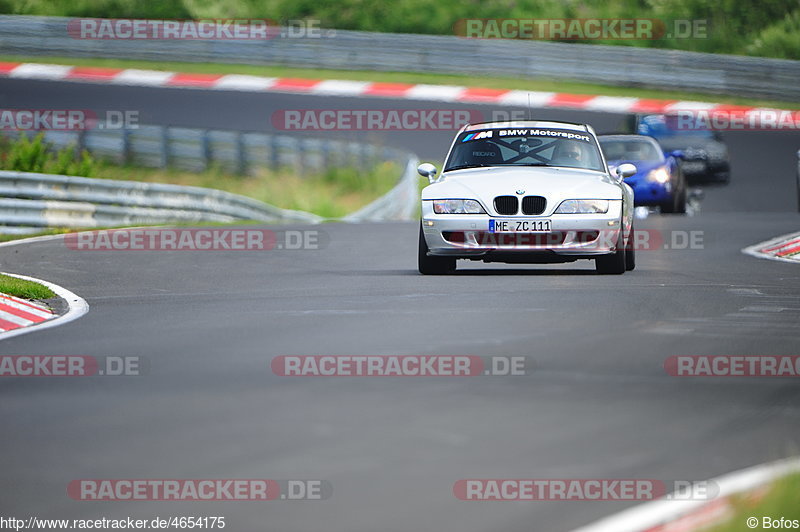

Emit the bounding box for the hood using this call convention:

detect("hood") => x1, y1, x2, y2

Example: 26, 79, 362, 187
656, 135, 724, 154
422, 166, 623, 213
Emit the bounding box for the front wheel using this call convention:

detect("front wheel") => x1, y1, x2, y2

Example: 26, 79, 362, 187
661, 172, 687, 214
675, 171, 688, 214
596, 229, 626, 275
675, 183, 688, 214
418, 224, 456, 275
625, 224, 636, 271
713, 170, 731, 184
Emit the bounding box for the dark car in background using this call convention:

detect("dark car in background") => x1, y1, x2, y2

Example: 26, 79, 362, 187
599, 134, 687, 213
626, 113, 731, 184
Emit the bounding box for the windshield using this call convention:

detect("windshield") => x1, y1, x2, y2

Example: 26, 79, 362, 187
599, 139, 664, 163
637, 114, 714, 139
444, 128, 605, 172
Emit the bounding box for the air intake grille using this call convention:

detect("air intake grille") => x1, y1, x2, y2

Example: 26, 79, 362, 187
522, 196, 546, 215
494, 196, 518, 215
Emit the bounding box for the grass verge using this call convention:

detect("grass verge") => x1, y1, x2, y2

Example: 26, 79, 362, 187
0, 54, 797, 110
706, 472, 800, 531
0, 273, 55, 299
93, 161, 401, 219
0, 131, 403, 219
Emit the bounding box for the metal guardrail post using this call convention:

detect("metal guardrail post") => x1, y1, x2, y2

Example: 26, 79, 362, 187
298, 138, 307, 176
76, 129, 86, 155
121, 128, 131, 165
321, 140, 332, 170
160, 126, 169, 168
236, 131, 246, 175
270, 134, 280, 169
201, 130, 211, 171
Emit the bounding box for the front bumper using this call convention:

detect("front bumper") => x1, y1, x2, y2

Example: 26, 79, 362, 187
628, 180, 672, 205
421, 202, 624, 259
681, 158, 729, 178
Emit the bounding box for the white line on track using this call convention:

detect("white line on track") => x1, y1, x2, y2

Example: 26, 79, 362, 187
571, 457, 800, 532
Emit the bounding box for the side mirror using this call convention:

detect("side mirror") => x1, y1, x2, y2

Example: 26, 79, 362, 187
670, 150, 684, 159
616, 163, 637, 179
417, 163, 438, 183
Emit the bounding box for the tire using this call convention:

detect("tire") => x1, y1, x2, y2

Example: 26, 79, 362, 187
596, 229, 626, 275
418, 223, 456, 275
675, 174, 688, 214
675, 186, 687, 214
661, 177, 687, 214
625, 224, 636, 272
660, 196, 676, 214
714, 170, 731, 184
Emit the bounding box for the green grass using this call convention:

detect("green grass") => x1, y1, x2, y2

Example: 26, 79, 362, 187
91, 162, 401, 219
1, 54, 797, 110
0, 228, 72, 243
0, 133, 98, 176
706, 472, 800, 532
0, 273, 55, 299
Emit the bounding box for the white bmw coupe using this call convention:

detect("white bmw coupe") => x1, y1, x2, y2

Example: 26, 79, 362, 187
418, 120, 637, 275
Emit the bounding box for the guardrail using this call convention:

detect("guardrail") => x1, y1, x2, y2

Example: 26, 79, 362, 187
0, 152, 421, 233
2, 125, 404, 176
0, 125, 420, 232
0, 15, 797, 101
0, 170, 324, 233
343, 155, 420, 222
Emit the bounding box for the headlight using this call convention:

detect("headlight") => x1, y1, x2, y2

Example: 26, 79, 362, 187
554, 199, 609, 214
647, 168, 670, 184
432, 199, 486, 214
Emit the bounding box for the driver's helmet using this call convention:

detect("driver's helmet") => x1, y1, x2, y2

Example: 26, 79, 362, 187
554, 140, 585, 164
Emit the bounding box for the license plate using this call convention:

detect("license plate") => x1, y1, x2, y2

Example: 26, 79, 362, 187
489, 219, 551, 233
681, 161, 706, 173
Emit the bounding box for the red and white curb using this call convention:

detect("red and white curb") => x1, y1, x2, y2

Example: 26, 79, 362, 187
742, 231, 800, 263
570, 457, 800, 532
0, 271, 88, 340
0, 61, 785, 115
0, 291, 54, 332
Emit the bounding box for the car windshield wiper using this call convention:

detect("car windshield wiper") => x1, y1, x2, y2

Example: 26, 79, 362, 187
445, 164, 496, 171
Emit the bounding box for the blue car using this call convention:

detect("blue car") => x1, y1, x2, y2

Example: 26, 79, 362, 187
631, 113, 731, 184
598, 134, 687, 214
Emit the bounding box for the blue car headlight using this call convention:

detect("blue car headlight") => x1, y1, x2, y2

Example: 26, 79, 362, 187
647, 168, 670, 184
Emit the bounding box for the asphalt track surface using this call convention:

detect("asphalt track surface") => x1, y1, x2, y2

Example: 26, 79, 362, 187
0, 78, 799, 532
